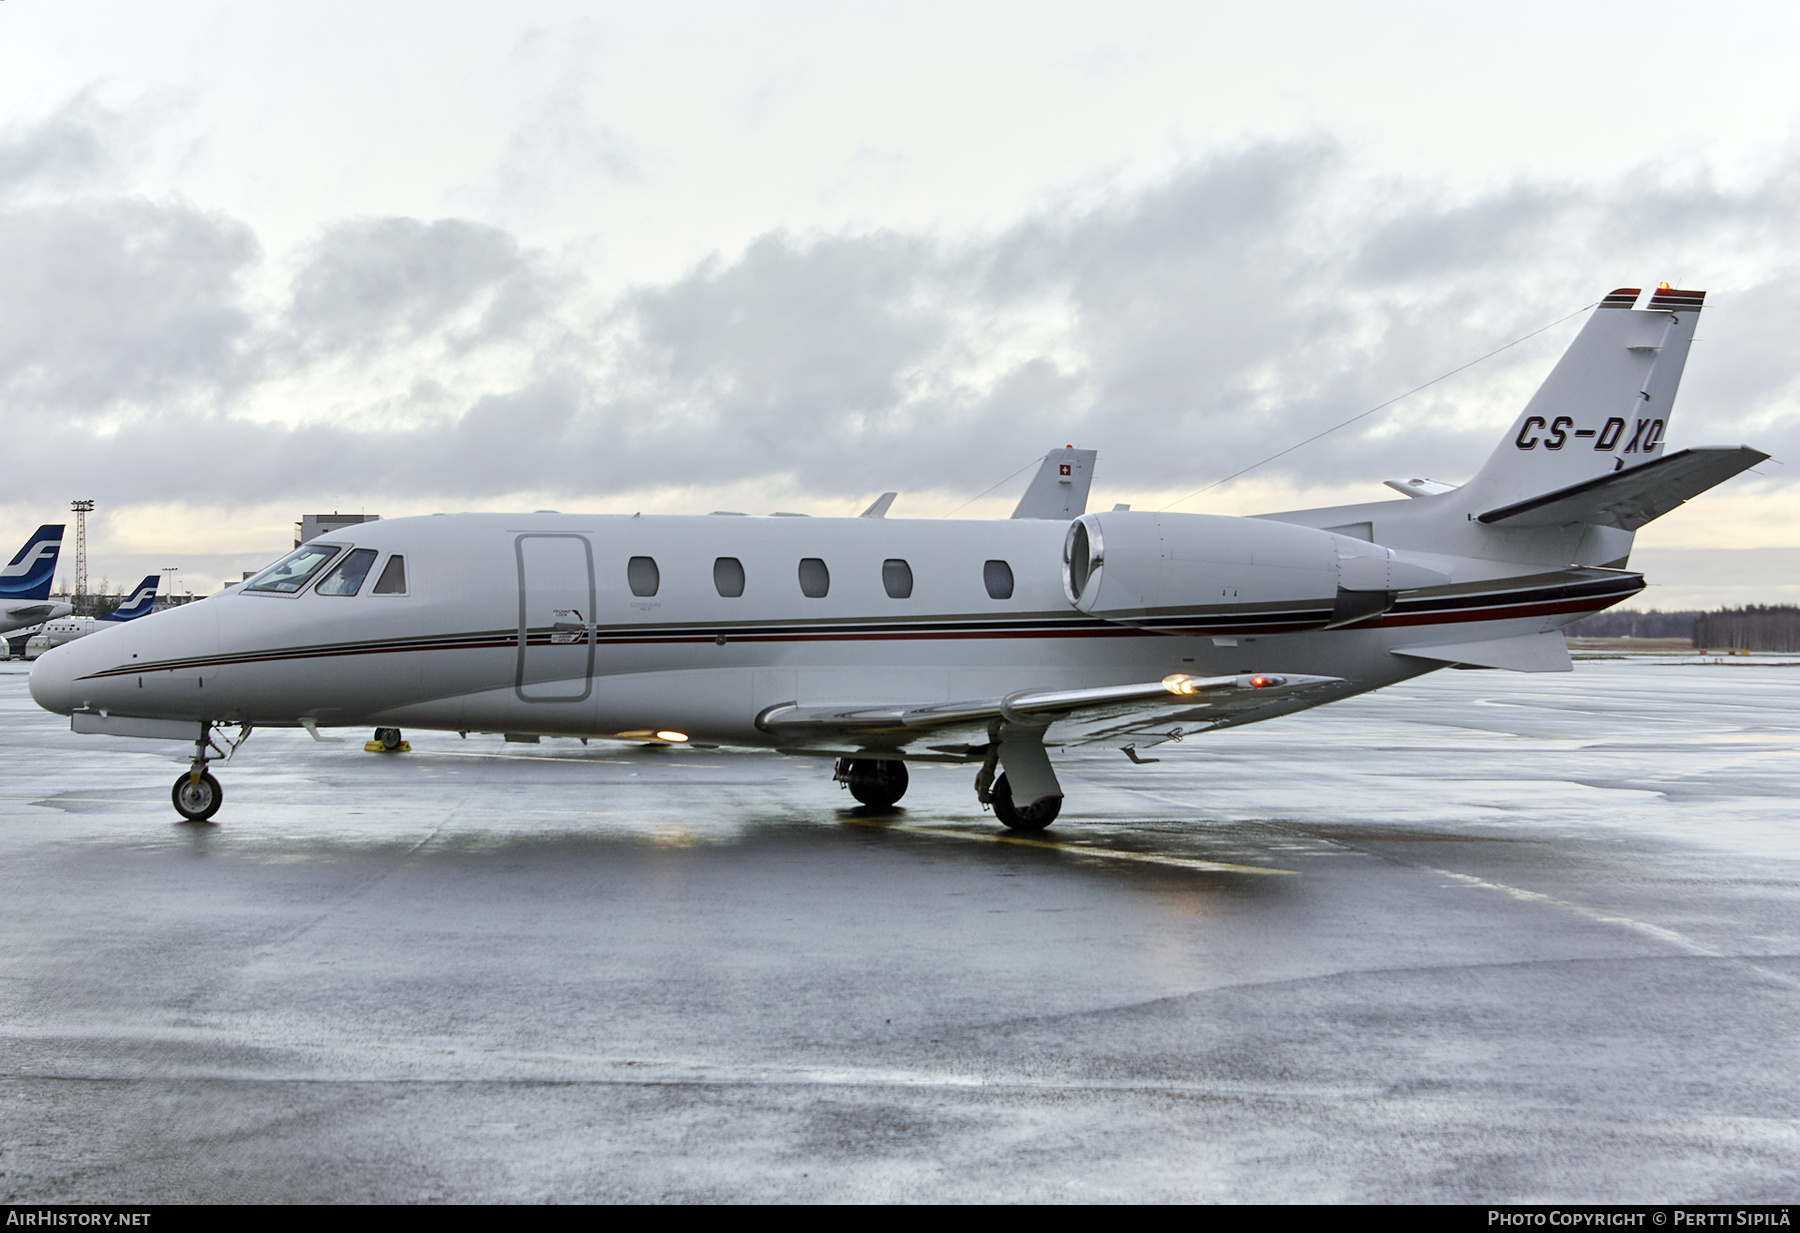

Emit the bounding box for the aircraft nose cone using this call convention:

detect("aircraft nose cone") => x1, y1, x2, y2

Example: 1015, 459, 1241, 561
28, 643, 81, 716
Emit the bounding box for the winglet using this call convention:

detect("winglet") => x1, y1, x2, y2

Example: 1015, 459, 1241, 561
1011, 447, 1097, 520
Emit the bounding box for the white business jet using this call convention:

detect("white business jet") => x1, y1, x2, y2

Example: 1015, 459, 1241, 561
31, 286, 1765, 826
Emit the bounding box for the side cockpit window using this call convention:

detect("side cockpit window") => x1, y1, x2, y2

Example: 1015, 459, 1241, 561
371, 555, 407, 595
243, 542, 344, 594
316, 548, 379, 596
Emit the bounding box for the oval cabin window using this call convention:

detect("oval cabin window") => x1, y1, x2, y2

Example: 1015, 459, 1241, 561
714, 557, 745, 598
627, 556, 660, 597
882, 559, 913, 599
798, 557, 830, 598
983, 559, 1014, 600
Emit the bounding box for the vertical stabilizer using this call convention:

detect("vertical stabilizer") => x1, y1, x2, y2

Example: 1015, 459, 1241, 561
1011, 447, 1097, 520
100, 575, 162, 622
0, 526, 65, 601
1463, 287, 1704, 509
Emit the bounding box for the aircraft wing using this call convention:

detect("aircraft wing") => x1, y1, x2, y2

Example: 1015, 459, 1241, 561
754, 671, 1345, 755
1477, 446, 1767, 530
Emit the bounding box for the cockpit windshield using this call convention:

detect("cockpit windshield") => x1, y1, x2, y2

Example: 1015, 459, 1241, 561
242, 543, 345, 594
315, 548, 379, 596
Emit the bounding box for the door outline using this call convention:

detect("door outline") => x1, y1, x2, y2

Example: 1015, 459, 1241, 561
515, 533, 596, 703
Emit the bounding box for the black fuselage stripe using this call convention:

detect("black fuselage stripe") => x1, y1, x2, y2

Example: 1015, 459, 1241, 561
78, 577, 1642, 680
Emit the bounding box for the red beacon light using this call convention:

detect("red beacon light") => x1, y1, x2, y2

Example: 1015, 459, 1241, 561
1248, 675, 1279, 688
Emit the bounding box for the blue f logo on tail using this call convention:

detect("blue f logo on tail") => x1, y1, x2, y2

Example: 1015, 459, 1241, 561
0, 526, 64, 601
100, 575, 162, 622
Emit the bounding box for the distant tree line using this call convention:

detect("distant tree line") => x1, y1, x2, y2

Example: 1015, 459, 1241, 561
1567, 609, 1701, 639
49, 578, 126, 618
1568, 606, 1800, 651
1694, 606, 1800, 652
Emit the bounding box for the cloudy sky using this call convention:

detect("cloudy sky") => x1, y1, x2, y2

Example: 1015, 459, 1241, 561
3, 1, 1798, 606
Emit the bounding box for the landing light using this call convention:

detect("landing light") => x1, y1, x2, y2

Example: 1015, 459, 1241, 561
1162, 674, 1200, 695
655, 730, 690, 743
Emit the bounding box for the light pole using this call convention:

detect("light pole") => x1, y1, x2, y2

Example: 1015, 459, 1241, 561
70, 500, 94, 615
162, 568, 178, 610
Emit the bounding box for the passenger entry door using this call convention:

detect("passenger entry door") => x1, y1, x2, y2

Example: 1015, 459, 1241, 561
515, 533, 595, 702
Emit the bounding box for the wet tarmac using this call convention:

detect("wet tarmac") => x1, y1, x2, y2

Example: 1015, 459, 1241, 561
2, 655, 1797, 1202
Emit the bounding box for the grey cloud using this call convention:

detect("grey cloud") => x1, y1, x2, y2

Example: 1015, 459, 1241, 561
0, 198, 257, 414
0, 93, 116, 197
623, 233, 947, 436
1351, 182, 1581, 284
8, 122, 1800, 515
288, 218, 544, 353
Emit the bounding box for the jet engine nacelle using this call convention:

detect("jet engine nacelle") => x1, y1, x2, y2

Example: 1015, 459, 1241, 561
1061, 511, 1449, 626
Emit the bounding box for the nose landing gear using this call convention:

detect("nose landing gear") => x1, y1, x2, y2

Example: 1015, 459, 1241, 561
171, 721, 252, 822
172, 770, 223, 822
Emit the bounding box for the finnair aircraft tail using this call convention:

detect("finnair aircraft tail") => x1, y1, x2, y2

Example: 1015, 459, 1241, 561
0, 525, 65, 601
100, 575, 162, 622
1266, 286, 1762, 572
0, 525, 74, 641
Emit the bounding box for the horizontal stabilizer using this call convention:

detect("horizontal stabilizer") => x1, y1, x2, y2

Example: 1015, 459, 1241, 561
1393, 631, 1571, 673
1478, 446, 1767, 530
1383, 478, 1458, 499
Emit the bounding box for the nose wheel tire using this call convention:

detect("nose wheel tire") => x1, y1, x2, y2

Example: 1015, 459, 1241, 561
990, 772, 1061, 832
172, 771, 223, 822
844, 759, 909, 809
375, 727, 404, 751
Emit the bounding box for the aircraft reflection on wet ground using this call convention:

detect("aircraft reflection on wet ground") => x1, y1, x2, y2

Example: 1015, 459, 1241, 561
2, 655, 1798, 1203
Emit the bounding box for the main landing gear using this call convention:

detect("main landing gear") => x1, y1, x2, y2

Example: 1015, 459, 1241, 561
988, 773, 1062, 832
365, 727, 409, 752
974, 729, 1064, 832
171, 721, 253, 822
835, 758, 909, 809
